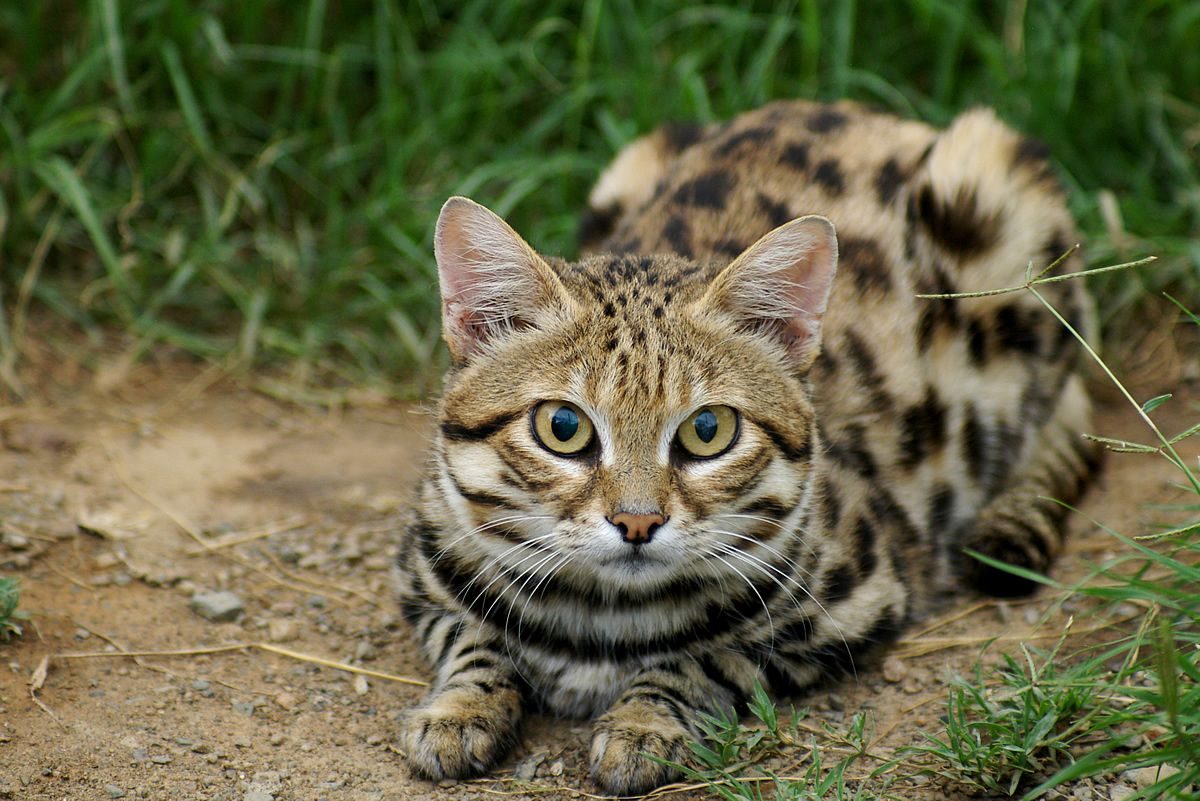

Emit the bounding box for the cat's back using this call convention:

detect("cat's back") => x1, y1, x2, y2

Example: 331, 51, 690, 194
586, 99, 1095, 597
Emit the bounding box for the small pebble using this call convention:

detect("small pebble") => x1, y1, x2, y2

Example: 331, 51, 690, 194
994, 600, 1012, 623
1109, 786, 1136, 801
1126, 764, 1182, 790
513, 754, 544, 781
104, 785, 126, 798
881, 655, 907, 683
548, 759, 565, 777
243, 791, 273, 801
190, 591, 245, 622
267, 619, 299, 643
274, 692, 299, 711
0, 531, 29, 550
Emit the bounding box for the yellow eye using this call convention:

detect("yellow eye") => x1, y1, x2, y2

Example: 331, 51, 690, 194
532, 401, 594, 455
677, 405, 739, 458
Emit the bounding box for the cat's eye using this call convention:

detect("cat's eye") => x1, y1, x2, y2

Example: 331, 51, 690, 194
532, 401, 594, 455
677, 405, 739, 458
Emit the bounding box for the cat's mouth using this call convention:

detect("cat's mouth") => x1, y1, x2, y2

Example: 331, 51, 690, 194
598, 546, 673, 576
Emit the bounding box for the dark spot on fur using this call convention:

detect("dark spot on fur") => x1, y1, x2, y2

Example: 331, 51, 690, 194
822, 565, 857, 603
1013, 136, 1059, 187
807, 108, 848, 133
966, 319, 987, 365
898, 387, 948, 468
821, 478, 842, 531
912, 185, 999, 257
603, 302, 615, 317
663, 216, 693, 258
578, 206, 619, 251
716, 239, 747, 257
915, 265, 960, 351
927, 483, 956, 535
826, 423, 877, 478
993, 304, 1041, 356
838, 237, 892, 294
842, 332, 892, 412
812, 159, 845, 195
875, 158, 905, 205
869, 490, 920, 545
780, 142, 810, 171
961, 404, 986, 485
663, 121, 706, 152
1014, 135, 1050, 166
1041, 235, 1074, 276
610, 237, 641, 254
851, 517, 877, 576
756, 193, 792, 228
653, 305, 664, 318
717, 126, 774, 156
673, 170, 734, 209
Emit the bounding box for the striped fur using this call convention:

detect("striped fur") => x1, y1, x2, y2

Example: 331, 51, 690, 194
395, 100, 1099, 795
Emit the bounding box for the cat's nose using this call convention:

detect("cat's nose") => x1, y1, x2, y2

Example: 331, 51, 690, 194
609, 512, 667, 545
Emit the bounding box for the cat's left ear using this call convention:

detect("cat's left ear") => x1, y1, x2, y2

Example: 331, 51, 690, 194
702, 215, 838, 372
434, 197, 572, 363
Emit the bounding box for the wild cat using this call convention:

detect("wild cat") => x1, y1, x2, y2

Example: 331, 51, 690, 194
393, 100, 1099, 794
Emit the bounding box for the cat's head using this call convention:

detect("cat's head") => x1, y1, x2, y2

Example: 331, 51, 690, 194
430, 197, 838, 590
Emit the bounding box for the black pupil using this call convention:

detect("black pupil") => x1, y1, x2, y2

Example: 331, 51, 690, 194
550, 406, 579, 442
694, 409, 718, 443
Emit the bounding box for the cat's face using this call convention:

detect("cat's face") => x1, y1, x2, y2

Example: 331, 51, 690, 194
431, 197, 838, 591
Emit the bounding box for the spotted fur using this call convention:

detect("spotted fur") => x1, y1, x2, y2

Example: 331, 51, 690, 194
394, 100, 1100, 795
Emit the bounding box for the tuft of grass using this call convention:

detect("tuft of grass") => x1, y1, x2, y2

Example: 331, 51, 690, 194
1, 2, 1198, 389
0, 576, 28, 641
652, 682, 888, 801
906, 638, 1097, 796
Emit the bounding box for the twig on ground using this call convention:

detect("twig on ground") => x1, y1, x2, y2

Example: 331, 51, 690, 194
52, 642, 429, 687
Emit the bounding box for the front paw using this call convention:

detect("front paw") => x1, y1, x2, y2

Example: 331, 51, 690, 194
590, 703, 692, 795
402, 683, 522, 780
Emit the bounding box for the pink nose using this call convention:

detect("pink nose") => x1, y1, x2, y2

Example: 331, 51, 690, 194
610, 512, 666, 545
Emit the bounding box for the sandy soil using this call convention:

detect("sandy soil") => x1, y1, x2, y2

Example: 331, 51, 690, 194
0, 358, 1196, 801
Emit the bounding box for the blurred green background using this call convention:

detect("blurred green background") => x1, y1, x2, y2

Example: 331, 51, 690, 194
1, 1, 1197, 394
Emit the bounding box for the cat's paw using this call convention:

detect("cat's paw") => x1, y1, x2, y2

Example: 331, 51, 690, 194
589, 702, 691, 795
402, 683, 522, 780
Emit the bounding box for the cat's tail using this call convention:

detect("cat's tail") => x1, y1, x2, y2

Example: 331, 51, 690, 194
579, 122, 713, 253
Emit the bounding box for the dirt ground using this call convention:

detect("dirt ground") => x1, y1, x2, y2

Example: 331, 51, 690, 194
0, 351, 1197, 801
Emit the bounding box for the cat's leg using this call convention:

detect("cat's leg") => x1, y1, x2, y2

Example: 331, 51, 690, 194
960, 373, 1102, 595
589, 658, 720, 795
400, 609, 524, 780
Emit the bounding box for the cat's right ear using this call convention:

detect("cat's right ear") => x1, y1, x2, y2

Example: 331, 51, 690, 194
434, 197, 571, 363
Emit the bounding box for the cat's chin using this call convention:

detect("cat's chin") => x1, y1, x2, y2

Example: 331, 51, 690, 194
591, 550, 681, 587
